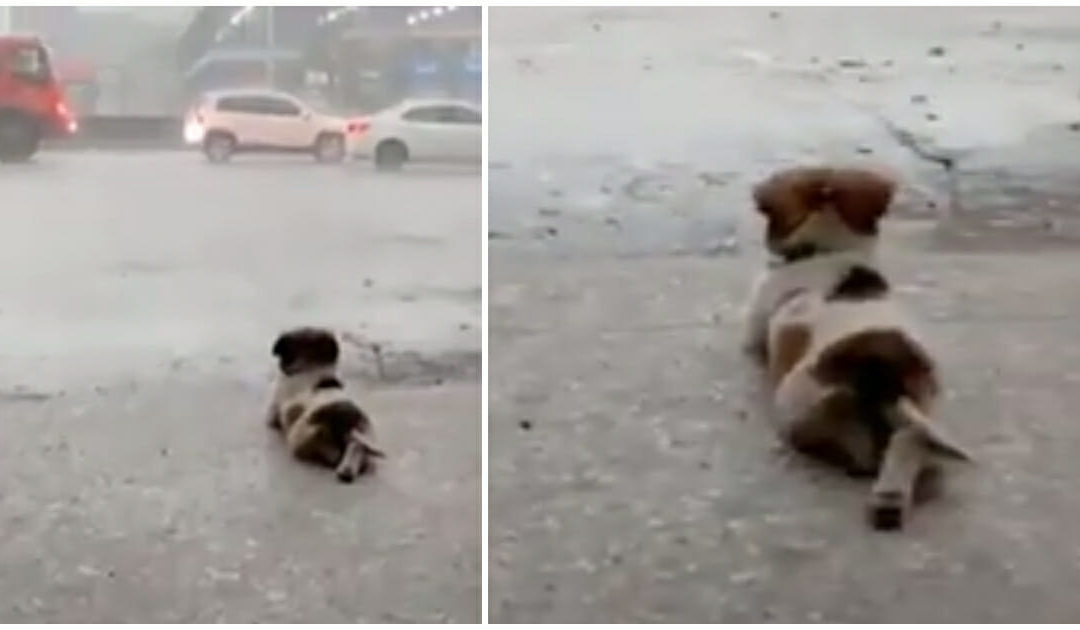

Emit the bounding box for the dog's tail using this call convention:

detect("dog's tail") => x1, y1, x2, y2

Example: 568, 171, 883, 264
813, 329, 971, 461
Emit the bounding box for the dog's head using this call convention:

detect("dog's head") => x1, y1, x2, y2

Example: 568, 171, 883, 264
753, 167, 896, 258
271, 327, 340, 375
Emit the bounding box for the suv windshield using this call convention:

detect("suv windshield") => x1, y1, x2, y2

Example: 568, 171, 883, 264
10, 45, 52, 83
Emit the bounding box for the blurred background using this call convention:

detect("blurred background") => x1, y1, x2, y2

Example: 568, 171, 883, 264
1, 5, 480, 117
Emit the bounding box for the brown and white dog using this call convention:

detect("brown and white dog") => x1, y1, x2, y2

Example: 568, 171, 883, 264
267, 327, 384, 483
743, 166, 970, 529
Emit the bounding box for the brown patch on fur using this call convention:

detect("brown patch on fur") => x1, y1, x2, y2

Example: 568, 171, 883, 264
752, 167, 896, 241
812, 329, 938, 404
829, 169, 896, 235
769, 323, 812, 385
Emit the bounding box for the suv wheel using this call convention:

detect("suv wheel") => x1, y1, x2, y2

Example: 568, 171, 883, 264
314, 133, 345, 164
0, 113, 41, 163
203, 132, 235, 163
374, 140, 407, 171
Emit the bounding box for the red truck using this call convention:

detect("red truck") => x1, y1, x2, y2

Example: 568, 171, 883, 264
0, 34, 78, 162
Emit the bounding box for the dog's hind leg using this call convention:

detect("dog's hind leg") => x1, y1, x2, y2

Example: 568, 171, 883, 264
784, 387, 878, 477
868, 425, 925, 530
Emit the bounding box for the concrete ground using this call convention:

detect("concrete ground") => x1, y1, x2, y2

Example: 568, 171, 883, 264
0, 152, 480, 622
490, 7, 1080, 623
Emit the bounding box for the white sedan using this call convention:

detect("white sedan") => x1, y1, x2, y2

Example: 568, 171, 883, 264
351, 98, 481, 170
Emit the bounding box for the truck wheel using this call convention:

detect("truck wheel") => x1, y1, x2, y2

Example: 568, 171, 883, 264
0, 114, 41, 163
203, 131, 236, 163
374, 140, 407, 171
314, 133, 345, 163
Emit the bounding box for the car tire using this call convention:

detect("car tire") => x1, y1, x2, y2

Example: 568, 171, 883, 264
203, 131, 236, 163
314, 133, 346, 164
374, 140, 407, 171
0, 113, 41, 164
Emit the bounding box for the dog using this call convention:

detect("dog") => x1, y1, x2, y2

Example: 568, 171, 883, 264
266, 327, 384, 483
743, 166, 970, 529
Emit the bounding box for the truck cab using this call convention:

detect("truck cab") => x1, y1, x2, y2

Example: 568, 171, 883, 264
0, 34, 77, 162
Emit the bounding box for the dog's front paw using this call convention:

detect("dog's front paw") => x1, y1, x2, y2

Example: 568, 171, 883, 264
336, 465, 357, 484
868, 489, 907, 531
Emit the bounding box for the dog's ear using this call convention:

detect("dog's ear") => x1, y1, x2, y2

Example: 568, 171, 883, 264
272, 332, 295, 364
306, 331, 340, 366
753, 168, 832, 241
830, 169, 896, 235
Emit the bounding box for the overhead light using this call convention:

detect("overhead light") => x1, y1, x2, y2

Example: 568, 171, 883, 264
433, 7, 444, 16
446, 5, 457, 11
418, 10, 429, 20
406, 15, 417, 25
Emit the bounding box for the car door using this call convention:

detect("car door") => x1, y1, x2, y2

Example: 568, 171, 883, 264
442, 105, 482, 160
399, 105, 446, 160
215, 95, 263, 146
261, 95, 314, 149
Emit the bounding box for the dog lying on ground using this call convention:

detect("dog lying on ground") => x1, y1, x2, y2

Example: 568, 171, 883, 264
743, 166, 970, 529
266, 327, 384, 483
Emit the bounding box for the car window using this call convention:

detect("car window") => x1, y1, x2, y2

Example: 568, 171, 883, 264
446, 106, 481, 125
402, 105, 481, 125
216, 96, 260, 113
259, 96, 302, 117
215, 95, 301, 117
10, 45, 51, 82
402, 106, 444, 123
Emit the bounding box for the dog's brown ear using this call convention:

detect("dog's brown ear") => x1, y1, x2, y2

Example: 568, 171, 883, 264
830, 169, 896, 235
753, 168, 832, 241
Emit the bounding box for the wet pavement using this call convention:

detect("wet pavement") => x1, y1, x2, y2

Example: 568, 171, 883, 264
489, 7, 1080, 623
0, 152, 480, 622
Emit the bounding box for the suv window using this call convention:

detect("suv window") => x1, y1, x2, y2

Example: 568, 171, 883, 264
215, 95, 301, 117
258, 96, 301, 117
402, 105, 481, 125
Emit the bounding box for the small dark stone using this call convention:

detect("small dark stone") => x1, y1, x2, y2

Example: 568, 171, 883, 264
910, 94, 928, 104
1067, 122, 1080, 132
518, 419, 533, 431
363, 278, 374, 288
610, 553, 624, 565
488, 230, 512, 240
928, 46, 946, 57
458, 322, 471, 331
603, 216, 621, 228
837, 58, 867, 69
1051, 62, 1065, 72
883, 59, 894, 67
548, 188, 564, 198
810, 56, 819, 64
544, 582, 556, 593
591, 22, 601, 32
538, 207, 561, 217
926, 112, 940, 122
699, 460, 712, 471
856, 146, 873, 155
1016, 42, 1025, 51
642, 62, 653, 71
160, 447, 169, 457
769, 10, 780, 19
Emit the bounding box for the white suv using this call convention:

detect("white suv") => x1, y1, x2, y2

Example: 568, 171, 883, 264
183, 89, 361, 164
352, 98, 482, 171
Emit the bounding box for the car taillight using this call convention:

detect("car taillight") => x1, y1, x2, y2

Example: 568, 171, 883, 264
347, 119, 370, 134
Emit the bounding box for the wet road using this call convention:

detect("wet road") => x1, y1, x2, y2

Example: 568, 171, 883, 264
0, 152, 481, 622
489, 7, 1080, 623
